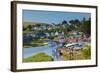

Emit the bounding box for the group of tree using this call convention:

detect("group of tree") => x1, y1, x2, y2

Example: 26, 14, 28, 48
57, 17, 91, 35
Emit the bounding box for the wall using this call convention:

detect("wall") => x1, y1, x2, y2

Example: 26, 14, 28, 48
0, 0, 99, 73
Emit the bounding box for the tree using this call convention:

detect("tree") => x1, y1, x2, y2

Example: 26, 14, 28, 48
82, 17, 86, 24
62, 20, 68, 24
28, 25, 32, 31
79, 18, 91, 35
23, 26, 27, 31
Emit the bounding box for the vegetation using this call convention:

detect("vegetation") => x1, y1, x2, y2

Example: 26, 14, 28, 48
60, 45, 91, 60
79, 18, 91, 35
23, 38, 49, 48
81, 45, 91, 59
23, 52, 53, 62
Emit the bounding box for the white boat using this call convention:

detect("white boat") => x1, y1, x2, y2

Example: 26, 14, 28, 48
64, 43, 83, 50
64, 43, 78, 47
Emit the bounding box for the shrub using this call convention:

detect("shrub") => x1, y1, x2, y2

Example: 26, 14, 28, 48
81, 45, 91, 59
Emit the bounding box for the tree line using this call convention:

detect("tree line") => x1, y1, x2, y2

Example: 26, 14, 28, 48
23, 17, 91, 36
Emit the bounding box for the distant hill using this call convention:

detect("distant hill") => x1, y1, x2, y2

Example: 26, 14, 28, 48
23, 22, 50, 27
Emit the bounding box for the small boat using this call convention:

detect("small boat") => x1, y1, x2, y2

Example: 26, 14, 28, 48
64, 43, 78, 47
64, 43, 84, 50
44, 42, 48, 44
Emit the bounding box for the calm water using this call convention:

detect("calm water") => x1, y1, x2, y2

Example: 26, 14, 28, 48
23, 46, 55, 58
23, 41, 58, 59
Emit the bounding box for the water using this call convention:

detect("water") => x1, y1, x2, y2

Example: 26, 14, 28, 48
23, 46, 56, 58
23, 40, 58, 60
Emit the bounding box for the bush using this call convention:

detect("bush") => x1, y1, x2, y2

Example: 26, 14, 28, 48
81, 45, 91, 59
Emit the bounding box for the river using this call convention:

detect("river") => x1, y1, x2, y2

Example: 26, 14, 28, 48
23, 41, 58, 60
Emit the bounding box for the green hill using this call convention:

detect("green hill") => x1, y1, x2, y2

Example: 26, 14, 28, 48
23, 22, 50, 27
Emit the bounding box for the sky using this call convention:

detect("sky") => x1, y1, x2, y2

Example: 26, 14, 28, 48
23, 10, 91, 24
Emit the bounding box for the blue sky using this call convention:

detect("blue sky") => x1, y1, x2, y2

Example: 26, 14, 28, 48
23, 10, 91, 24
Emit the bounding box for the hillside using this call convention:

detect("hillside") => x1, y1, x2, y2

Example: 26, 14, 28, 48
23, 22, 50, 27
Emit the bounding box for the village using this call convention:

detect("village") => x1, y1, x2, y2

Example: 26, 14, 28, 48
23, 18, 91, 62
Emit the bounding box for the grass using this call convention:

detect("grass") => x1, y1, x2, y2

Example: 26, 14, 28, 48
23, 38, 49, 48
80, 45, 91, 59
23, 52, 53, 62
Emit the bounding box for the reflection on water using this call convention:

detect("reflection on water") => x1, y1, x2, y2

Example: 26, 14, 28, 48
23, 39, 59, 61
